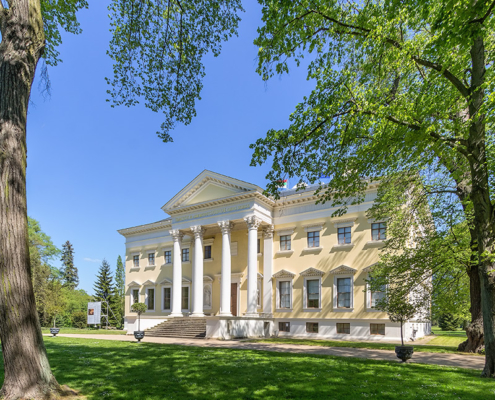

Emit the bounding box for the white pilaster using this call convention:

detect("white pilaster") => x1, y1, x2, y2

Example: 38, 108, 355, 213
191, 225, 205, 317
245, 215, 262, 317
263, 225, 274, 315
218, 220, 234, 316
169, 229, 184, 317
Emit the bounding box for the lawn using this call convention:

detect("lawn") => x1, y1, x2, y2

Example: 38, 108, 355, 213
428, 328, 468, 347
2, 337, 489, 399
41, 328, 127, 335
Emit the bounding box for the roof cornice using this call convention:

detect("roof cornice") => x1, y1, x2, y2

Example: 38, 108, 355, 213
117, 219, 172, 237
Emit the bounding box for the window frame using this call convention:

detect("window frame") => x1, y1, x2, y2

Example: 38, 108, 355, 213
204, 245, 212, 260
130, 288, 140, 308
145, 287, 155, 312
333, 275, 354, 311
162, 286, 172, 312
257, 278, 262, 309
181, 248, 190, 263
306, 322, 319, 333
164, 250, 172, 264
371, 222, 387, 241
303, 277, 322, 310
132, 255, 140, 268
367, 275, 387, 311
337, 227, 352, 245
370, 323, 386, 335
147, 252, 155, 266
181, 284, 190, 312
307, 231, 320, 248
276, 278, 293, 311
279, 235, 292, 251
336, 323, 350, 334
278, 322, 290, 332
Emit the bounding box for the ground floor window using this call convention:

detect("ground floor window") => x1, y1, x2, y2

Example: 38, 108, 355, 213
146, 288, 155, 311
337, 323, 350, 334
279, 322, 290, 332
163, 287, 171, 310
370, 323, 385, 335
182, 286, 189, 310
306, 322, 318, 333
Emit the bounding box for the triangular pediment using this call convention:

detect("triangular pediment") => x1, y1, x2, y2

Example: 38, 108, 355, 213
329, 265, 357, 275
272, 269, 296, 279
362, 263, 379, 273
127, 280, 141, 287
300, 267, 325, 277
162, 170, 261, 211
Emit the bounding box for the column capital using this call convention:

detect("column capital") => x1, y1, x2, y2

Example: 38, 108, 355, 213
244, 215, 263, 230
169, 229, 184, 242
263, 224, 275, 239
218, 220, 234, 234
190, 225, 206, 239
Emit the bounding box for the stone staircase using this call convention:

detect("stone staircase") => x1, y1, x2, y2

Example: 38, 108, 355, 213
146, 317, 207, 339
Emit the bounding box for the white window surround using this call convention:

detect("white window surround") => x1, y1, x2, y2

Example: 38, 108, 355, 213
161, 285, 172, 312
203, 238, 215, 246
302, 246, 323, 252
131, 252, 140, 256
257, 278, 262, 309
303, 223, 325, 233
332, 218, 357, 228
332, 243, 355, 250
181, 281, 191, 312
302, 276, 322, 311
130, 287, 140, 308
145, 287, 155, 312
275, 278, 293, 312
276, 228, 295, 236
276, 249, 294, 255
333, 274, 354, 312
367, 218, 389, 223
366, 274, 387, 312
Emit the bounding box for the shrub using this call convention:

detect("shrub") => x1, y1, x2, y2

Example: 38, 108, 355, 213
72, 311, 87, 329
438, 314, 460, 331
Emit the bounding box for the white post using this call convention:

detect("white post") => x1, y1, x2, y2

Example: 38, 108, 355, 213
169, 229, 183, 317
263, 225, 274, 315
244, 215, 262, 317
191, 225, 205, 317
218, 220, 234, 316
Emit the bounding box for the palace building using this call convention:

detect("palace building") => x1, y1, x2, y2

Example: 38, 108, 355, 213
118, 170, 430, 341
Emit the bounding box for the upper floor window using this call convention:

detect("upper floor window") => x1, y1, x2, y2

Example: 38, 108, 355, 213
148, 253, 155, 266
257, 238, 261, 254
133, 255, 139, 268
338, 227, 351, 245
204, 245, 212, 259
307, 231, 320, 248
371, 222, 387, 241
164, 250, 172, 264
337, 277, 351, 308
182, 248, 189, 262
280, 235, 291, 251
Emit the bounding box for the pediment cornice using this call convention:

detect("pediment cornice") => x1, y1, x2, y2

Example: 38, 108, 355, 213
329, 265, 357, 275
300, 267, 325, 277
272, 269, 296, 279
118, 219, 172, 237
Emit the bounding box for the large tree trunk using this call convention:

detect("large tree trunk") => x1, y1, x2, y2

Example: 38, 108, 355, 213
466, 35, 495, 377
458, 260, 484, 353
0, 1, 73, 398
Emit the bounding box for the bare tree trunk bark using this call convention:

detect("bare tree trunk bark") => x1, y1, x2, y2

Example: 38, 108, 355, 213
0, 1, 76, 398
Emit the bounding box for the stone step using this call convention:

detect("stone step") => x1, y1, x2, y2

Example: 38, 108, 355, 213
146, 318, 207, 339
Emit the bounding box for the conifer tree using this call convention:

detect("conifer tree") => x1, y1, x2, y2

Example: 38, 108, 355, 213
115, 255, 125, 327
60, 241, 78, 290
93, 259, 115, 326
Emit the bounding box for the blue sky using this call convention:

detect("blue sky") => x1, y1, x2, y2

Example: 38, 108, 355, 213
27, 1, 314, 294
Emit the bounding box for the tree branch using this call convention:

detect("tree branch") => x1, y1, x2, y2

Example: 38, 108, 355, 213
469, 0, 495, 24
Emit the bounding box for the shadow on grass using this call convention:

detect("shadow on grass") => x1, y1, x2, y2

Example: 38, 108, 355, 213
0, 337, 491, 400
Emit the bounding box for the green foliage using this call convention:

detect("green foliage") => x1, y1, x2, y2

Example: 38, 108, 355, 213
93, 259, 117, 326
44, 280, 67, 328
106, 0, 243, 141
70, 311, 88, 329
28, 217, 61, 264
114, 255, 125, 327
131, 302, 147, 315
60, 240, 78, 290
439, 314, 461, 331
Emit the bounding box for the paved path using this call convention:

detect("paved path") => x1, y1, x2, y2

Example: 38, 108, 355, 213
46, 334, 484, 371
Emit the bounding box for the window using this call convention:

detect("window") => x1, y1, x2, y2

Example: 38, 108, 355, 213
181, 286, 189, 310
306, 322, 318, 333
370, 323, 385, 335
337, 278, 351, 308
182, 248, 189, 262
307, 231, 320, 248
279, 281, 291, 309
257, 238, 261, 254
132, 289, 139, 304
148, 253, 155, 266
371, 222, 387, 241
279, 322, 290, 332
146, 288, 155, 311
369, 279, 386, 309
280, 235, 291, 251
164, 250, 172, 264
306, 279, 320, 308
257, 279, 262, 308
338, 227, 351, 244
204, 245, 212, 259
133, 255, 139, 268
163, 287, 171, 310
337, 323, 350, 334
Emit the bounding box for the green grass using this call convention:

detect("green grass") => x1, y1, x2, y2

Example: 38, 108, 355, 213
428, 327, 468, 347
41, 328, 127, 335
246, 338, 475, 355
2, 337, 490, 399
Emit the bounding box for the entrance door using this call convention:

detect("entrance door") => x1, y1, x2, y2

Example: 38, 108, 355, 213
231, 283, 238, 316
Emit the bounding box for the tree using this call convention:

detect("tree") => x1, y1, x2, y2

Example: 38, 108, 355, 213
0, 1, 240, 397
93, 259, 115, 327
250, 1, 495, 377
382, 294, 422, 347
60, 240, 78, 290
130, 302, 147, 332
439, 314, 462, 331
115, 255, 125, 327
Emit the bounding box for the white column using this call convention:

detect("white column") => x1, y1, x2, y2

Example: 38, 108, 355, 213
244, 215, 262, 317
263, 225, 274, 315
169, 229, 184, 317
191, 225, 205, 317
218, 220, 234, 316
